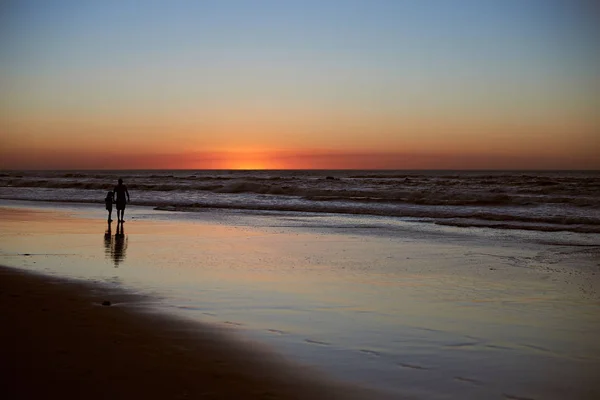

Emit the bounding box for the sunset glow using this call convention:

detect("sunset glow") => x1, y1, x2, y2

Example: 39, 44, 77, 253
1, 1, 598, 170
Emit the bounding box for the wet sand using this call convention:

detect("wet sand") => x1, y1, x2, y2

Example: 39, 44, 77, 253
1, 201, 599, 399
0, 266, 383, 400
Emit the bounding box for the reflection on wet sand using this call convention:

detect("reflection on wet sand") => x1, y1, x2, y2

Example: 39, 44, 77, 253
104, 222, 128, 267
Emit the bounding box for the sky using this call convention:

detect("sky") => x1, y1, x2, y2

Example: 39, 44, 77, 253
1, 0, 598, 169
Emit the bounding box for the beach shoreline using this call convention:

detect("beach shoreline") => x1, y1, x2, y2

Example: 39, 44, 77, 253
0, 264, 385, 400
1, 200, 599, 399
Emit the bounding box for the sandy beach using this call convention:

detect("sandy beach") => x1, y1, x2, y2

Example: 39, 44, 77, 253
1, 200, 599, 399
3, 0, 599, 397
0, 265, 384, 400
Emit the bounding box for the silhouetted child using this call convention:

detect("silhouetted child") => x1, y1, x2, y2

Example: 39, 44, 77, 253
105, 191, 114, 222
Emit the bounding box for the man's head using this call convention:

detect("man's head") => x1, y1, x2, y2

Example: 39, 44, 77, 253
118, 178, 123, 184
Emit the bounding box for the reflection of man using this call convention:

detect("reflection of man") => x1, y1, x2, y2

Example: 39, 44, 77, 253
113, 178, 130, 222
112, 222, 127, 267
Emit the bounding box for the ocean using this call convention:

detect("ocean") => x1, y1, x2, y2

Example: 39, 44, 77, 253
1, 169, 599, 235
1, 170, 599, 398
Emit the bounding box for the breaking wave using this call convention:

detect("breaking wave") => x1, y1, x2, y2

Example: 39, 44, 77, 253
1, 169, 599, 234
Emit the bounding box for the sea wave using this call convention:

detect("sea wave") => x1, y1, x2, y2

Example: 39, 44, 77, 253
2, 176, 598, 208
150, 203, 600, 233
1, 170, 599, 234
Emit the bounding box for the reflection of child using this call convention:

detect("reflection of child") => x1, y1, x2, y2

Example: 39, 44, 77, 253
104, 191, 114, 222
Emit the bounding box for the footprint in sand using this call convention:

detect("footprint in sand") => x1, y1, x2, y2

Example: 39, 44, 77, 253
223, 321, 243, 326
454, 376, 483, 385
304, 339, 330, 346
177, 305, 206, 311
520, 343, 551, 353
503, 393, 535, 400
398, 362, 429, 370
416, 327, 442, 333
444, 342, 479, 348
267, 329, 286, 335
360, 349, 381, 356
485, 344, 512, 350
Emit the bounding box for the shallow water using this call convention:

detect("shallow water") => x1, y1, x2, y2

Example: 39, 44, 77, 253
2, 169, 599, 233
1, 200, 599, 399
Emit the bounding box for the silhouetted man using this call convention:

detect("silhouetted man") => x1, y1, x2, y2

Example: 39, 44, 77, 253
113, 178, 130, 222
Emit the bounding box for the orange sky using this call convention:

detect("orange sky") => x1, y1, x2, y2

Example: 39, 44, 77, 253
2, 146, 598, 171
1, 1, 598, 170
2, 106, 597, 169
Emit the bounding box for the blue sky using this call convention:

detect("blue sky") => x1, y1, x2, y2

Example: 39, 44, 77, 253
1, 0, 598, 169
